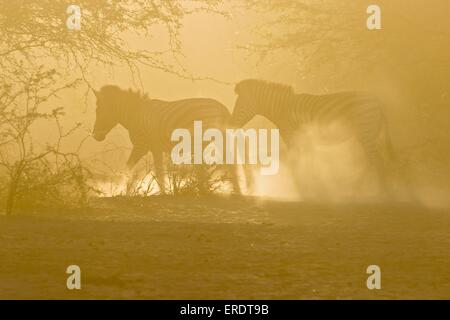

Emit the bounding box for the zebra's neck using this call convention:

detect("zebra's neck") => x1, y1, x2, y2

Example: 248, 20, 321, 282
114, 94, 142, 131
256, 91, 294, 127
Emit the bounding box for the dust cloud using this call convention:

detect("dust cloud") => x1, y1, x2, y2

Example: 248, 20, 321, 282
2, 0, 449, 209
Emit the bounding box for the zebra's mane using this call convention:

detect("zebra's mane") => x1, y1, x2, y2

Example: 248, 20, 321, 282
98, 85, 150, 107
235, 79, 295, 97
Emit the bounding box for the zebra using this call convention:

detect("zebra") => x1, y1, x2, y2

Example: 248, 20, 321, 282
230, 79, 396, 198
92, 85, 241, 194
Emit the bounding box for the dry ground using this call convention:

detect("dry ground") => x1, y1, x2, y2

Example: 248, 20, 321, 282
1, 195, 449, 299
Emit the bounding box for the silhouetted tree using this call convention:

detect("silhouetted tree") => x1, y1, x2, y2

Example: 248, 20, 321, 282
0, 67, 94, 214
0, 1, 226, 93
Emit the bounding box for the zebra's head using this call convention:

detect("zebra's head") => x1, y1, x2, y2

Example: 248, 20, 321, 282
230, 80, 259, 127
92, 87, 120, 141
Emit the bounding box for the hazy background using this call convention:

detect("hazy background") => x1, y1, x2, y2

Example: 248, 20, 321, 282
2, 0, 450, 300
2, 0, 450, 207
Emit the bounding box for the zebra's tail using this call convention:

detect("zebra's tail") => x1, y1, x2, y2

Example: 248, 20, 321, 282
385, 128, 396, 162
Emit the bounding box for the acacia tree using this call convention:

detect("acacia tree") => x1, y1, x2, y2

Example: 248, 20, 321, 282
242, 0, 450, 80
0, 66, 93, 215
0, 0, 226, 92
0, 0, 226, 213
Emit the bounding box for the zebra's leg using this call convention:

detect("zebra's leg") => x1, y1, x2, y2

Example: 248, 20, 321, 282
126, 145, 148, 170
228, 164, 242, 195
243, 164, 255, 194
153, 151, 166, 195
374, 153, 392, 201
125, 145, 148, 195
192, 164, 207, 194
284, 137, 306, 199
212, 128, 241, 195
244, 133, 257, 195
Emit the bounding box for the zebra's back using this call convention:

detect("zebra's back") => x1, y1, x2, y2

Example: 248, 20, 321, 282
136, 98, 231, 152
291, 91, 385, 131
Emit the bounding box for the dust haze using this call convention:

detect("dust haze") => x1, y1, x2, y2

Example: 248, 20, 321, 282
1, 0, 450, 299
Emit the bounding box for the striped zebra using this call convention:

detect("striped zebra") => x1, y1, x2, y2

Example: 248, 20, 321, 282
92, 85, 241, 194
230, 79, 395, 197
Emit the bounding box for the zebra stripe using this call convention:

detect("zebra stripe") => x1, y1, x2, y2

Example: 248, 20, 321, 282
231, 79, 394, 195
92, 85, 240, 193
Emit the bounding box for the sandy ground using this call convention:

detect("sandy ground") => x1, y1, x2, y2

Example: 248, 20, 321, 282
1, 195, 449, 299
